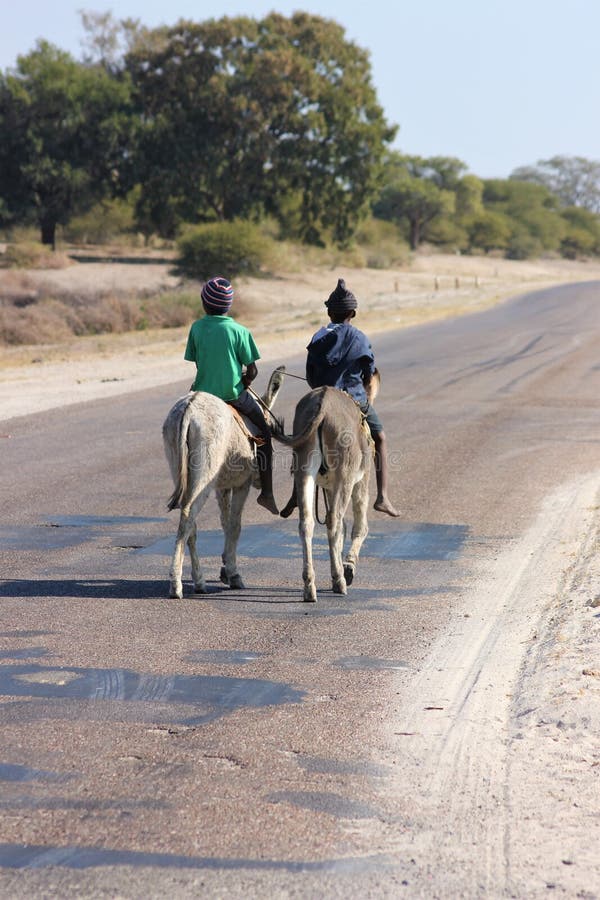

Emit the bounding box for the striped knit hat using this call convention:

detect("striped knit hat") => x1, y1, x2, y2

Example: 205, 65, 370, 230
201, 277, 234, 313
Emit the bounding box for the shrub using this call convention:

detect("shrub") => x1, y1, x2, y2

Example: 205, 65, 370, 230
174, 220, 275, 281
137, 290, 201, 329
506, 228, 543, 260
64, 198, 136, 245
560, 227, 596, 260
0, 299, 75, 344
467, 212, 512, 254
353, 219, 410, 269
0, 284, 205, 346
3, 242, 71, 269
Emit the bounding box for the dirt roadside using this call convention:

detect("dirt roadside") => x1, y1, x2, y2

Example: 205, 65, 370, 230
382, 473, 600, 897
2, 252, 600, 422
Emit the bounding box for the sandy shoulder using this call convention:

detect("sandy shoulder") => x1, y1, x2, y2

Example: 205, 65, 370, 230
2, 254, 600, 423
382, 473, 600, 895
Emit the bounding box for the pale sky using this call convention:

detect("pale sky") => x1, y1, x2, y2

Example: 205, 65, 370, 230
2, 0, 599, 179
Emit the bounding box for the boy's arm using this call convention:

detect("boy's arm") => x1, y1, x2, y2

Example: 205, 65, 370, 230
306, 355, 317, 388
184, 328, 196, 362
242, 362, 258, 388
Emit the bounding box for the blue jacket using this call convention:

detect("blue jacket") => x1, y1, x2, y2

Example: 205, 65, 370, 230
306, 323, 375, 405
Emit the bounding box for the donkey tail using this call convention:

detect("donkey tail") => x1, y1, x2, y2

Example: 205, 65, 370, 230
164, 396, 195, 510
271, 389, 326, 448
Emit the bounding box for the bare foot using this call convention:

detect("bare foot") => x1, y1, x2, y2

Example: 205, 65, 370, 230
374, 497, 401, 517
257, 493, 279, 515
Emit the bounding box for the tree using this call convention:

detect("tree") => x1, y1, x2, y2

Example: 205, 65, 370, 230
482, 179, 564, 254
125, 14, 395, 243
511, 156, 600, 213
373, 154, 458, 249
455, 175, 484, 219
467, 211, 512, 253
79, 9, 142, 72
0, 41, 133, 247
559, 206, 600, 258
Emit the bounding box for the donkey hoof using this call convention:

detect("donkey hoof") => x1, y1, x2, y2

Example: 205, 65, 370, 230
194, 583, 208, 594
332, 578, 347, 595
220, 566, 229, 585
229, 574, 245, 590
169, 585, 183, 600
343, 565, 354, 586
303, 586, 317, 603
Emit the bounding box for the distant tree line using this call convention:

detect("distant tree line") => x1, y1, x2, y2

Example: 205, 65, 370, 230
1, 11, 599, 261
375, 153, 600, 259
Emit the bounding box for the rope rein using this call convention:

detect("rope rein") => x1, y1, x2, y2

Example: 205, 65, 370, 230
315, 484, 329, 525
246, 385, 285, 434
281, 371, 308, 382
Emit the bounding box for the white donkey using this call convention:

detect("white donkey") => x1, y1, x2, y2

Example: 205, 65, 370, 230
163, 368, 284, 599
273, 375, 378, 602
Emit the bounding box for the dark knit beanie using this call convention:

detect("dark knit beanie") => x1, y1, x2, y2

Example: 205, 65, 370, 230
325, 278, 358, 316
201, 276, 234, 313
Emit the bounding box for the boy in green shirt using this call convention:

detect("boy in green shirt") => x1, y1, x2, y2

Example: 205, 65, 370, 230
184, 276, 279, 515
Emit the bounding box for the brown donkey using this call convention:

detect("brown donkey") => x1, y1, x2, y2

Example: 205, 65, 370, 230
273, 375, 378, 602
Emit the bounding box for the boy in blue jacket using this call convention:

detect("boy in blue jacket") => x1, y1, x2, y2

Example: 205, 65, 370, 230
280, 278, 400, 518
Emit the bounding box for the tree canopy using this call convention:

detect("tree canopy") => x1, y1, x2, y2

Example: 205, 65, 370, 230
511, 156, 600, 214
373, 153, 462, 249
0, 41, 133, 246
370, 151, 600, 259
124, 13, 395, 244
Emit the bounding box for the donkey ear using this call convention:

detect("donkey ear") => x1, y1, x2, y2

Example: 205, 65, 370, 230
268, 366, 286, 392
264, 366, 286, 407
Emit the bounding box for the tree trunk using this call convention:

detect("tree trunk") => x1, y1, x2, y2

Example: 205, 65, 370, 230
40, 218, 56, 249
409, 218, 421, 251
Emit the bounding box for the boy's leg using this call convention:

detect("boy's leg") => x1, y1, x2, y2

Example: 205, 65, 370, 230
229, 392, 279, 515
363, 405, 400, 517
280, 486, 297, 518
372, 430, 400, 517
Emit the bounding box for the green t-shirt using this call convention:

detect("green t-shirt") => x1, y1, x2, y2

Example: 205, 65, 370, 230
184, 314, 260, 401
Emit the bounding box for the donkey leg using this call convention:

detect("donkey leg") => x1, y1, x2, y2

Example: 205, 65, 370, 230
169, 487, 212, 598
217, 489, 232, 585
298, 473, 317, 602
169, 510, 193, 599
344, 475, 370, 586
327, 484, 353, 594
218, 481, 251, 589
188, 487, 212, 594
187, 520, 203, 592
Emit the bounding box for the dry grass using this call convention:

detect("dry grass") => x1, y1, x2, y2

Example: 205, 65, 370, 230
0, 250, 201, 345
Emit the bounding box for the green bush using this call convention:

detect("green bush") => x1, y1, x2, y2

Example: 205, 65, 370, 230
467, 211, 512, 254
64, 198, 136, 245
506, 228, 543, 260
354, 218, 410, 268
175, 221, 275, 280
560, 226, 596, 260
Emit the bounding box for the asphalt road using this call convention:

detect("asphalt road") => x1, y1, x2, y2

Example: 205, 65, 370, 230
0, 281, 599, 898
